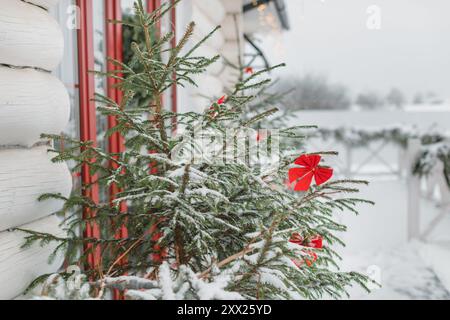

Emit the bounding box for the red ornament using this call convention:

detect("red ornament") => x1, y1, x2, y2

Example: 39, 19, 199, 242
288, 154, 333, 191
291, 251, 318, 268
289, 232, 304, 245
151, 231, 166, 263
304, 251, 318, 267
217, 95, 226, 105
289, 233, 323, 268
308, 235, 323, 249
208, 96, 226, 119
244, 67, 254, 74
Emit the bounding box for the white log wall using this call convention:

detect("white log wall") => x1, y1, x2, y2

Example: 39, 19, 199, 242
181, 0, 243, 113
0, 0, 64, 70
0, 0, 71, 299
25, 0, 61, 9
0, 215, 65, 300
0, 146, 72, 231
0, 66, 70, 147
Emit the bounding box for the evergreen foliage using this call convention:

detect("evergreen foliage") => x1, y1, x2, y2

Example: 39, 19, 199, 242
21, 0, 374, 300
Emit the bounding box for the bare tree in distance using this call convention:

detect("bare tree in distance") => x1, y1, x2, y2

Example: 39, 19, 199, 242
413, 91, 444, 106
274, 74, 352, 111
355, 91, 385, 110
413, 92, 424, 105
386, 87, 406, 109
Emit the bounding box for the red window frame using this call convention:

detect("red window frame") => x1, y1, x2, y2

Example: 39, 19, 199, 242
105, 0, 128, 244
105, 1, 128, 300
76, 0, 101, 271
170, 0, 178, 117
76, 0, 178, 274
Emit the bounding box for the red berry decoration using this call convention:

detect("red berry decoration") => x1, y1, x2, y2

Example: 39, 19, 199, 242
217, 95, 226, 105
304, 251, 318, 267
244, 67, 254, 74
288, 154, 333, 191
308, 235, 323, 249
208, 96, 227, 119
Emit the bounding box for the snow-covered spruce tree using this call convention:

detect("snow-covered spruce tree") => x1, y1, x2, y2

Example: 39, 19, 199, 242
20, 0, 373, 300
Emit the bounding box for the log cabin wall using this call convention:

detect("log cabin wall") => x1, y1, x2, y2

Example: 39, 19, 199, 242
0, 0, 72, 299
177, 0, 244, 113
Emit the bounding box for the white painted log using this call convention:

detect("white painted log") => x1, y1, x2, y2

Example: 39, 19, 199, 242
0, 66, 70, 147
221, 0, 243, 14
194, 45, 225, 76
25, 0, 61, 9
192, 6, 225, 50
0, 0, 64, 70
222, 14, 244, 41
0, 215, 66, 300
189, 96, 211, 113
0, 145, 72, 232
221, 40, 243, 65
220, 65, 240, 90
193, 0, 226, 25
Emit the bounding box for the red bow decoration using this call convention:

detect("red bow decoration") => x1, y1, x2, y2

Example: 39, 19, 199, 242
289, 233, 323, 268
289, 233, 323, 249
308, 235, 323, 249
288, 154, 333, 191
289, 232, 304, 245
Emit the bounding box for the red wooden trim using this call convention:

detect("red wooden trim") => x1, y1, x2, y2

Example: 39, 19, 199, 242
105, 1, 127, 299
170, 0, 177, 116
105, 0, 128, 238
146, 0, 169, 264
147, 0, 162, 41
76, 0, 101, 271
146, 0, 160, 12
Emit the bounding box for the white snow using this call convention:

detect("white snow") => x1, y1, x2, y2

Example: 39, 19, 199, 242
335, 180, 450, 299
340, 243, 450, 300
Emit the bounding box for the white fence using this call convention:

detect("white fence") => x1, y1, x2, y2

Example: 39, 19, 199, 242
406, 139, 450, 241
290, 110, 450, 243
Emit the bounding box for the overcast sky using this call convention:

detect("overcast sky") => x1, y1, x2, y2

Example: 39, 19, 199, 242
260, 0, 450, 100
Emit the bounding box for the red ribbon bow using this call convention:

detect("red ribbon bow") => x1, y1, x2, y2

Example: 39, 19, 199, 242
288, 154, 333, 191
289, 233, 323, 268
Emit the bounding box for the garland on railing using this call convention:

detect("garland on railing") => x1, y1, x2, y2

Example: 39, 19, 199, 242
313, 126, 448, 149
413, 142, 450, 188
307, 126, 450, 188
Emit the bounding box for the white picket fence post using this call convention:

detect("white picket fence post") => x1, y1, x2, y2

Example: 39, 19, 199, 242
406, 138, 422, 241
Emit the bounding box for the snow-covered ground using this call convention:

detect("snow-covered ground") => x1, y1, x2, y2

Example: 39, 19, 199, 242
336, 180, 450, 300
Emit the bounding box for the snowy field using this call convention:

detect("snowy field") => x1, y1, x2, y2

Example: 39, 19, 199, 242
336, 180, 450, 300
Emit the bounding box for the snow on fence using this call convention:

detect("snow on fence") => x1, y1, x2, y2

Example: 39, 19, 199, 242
407, 139, 450, 241
291, 110, 450, 243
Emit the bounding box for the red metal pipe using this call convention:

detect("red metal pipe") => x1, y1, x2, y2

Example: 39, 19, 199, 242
76, 0, 101, 271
